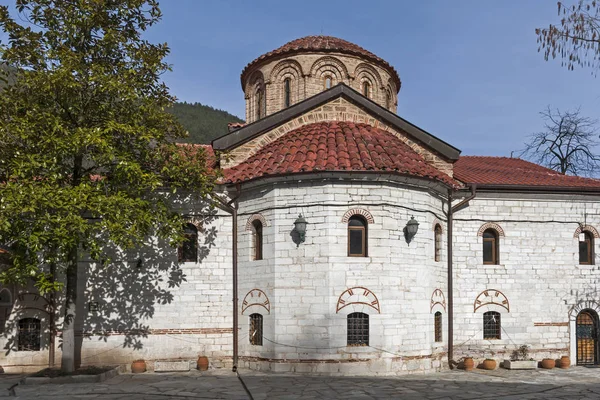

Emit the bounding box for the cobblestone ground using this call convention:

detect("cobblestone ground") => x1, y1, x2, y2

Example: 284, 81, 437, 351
1, 366, 600, 399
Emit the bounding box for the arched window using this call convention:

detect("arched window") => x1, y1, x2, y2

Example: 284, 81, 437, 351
483, 228, 499, 265
348, 215, 367, 257
324, 76, 332, 89
580, 231, 594, 265
252, 220, 263, 261
483, 311, 501, 340
18, 318, 41, 351
362, 81, 371, 98
256, 88, 264, 119
249, 313, 263, 346
347, 312, 369, 346
434, 311, 442, 342
283, 78, 291, 108
434, 224, 442, 262
178, 223, 198, 263
385, 90, 392, 109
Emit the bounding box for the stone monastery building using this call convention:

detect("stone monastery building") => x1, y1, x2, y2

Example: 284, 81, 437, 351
4, 35, 600, 374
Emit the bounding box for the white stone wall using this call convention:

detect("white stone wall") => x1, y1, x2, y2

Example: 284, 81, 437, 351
452, 192, 600, 365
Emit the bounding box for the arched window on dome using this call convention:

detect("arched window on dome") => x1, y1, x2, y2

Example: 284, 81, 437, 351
385, 89, 392, 109
324, 76, 333, 89
348, 215, 368, 257
255, 88, 264, 120
283, 78, 291, 108
362, 81, 371, 98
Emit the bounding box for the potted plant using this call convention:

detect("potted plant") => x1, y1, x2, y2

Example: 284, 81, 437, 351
131, 359, 147, 373
503, 345, 537, 370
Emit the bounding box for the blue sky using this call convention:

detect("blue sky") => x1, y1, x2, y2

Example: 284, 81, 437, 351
2, 1, 600, 156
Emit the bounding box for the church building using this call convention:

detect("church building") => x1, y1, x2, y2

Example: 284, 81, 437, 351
3, 35, 600, 375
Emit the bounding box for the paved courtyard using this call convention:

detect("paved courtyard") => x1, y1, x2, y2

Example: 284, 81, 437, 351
2, 366, 600, 399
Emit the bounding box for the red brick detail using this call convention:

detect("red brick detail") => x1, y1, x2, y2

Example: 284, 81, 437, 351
74, 328, 233, 337
336, 286, 380, 314
341, 209, 374, 224
430, 289, 446, 312
477, 222, 505, 237
474, 289, 509, 313
241, 288, 271, 315
574, 225, 600, 239
455, 156, 600, 189
533, 322, 569, 327
245, 214, 268, 231
224, 122, 458, 186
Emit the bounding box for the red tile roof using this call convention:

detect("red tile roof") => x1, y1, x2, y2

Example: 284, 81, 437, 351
454, 156, 600, 189
241, 35, 401, 92
223, 122, 458, 186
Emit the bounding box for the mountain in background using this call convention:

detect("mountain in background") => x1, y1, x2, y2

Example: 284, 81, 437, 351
169, 102, 244, 144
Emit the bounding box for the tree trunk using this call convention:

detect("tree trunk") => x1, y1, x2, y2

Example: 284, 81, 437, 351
61, 246, 78, 373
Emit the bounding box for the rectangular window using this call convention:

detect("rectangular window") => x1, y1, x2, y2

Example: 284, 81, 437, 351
483, 239, 495, 264
18, 318, 41, 351
347, 312, 369, 346
580, 240, 591, 264
483, 312, 501, 340
249, 314, 263, 346
349, 229, 365, 256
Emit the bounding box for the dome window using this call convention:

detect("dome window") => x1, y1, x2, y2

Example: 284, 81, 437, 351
362, 81, 371, 98
324, 76, 332, 89
284, 78, 291, 108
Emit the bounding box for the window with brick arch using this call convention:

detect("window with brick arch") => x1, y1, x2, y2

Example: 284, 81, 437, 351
579, 231, 594, 265
385, 89, 392, 109
178, 223, 198, 263
256, 88, 264, 119
434, 311, 442, 342
482, 228, 499, 265
362, 81, 371, 98
18, 318, 41, 351
324, 76, 333, 89
249, 313, 263, 346
283, 78, 291, 108
252, 220, 263, 261
434, 224, 442, 262
483, 311, 501, 340
348, 215, 368, 257
347, 312, 369, 346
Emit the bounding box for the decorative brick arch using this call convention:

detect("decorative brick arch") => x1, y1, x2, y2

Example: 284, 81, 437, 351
241, 289, 271, 315
474, 289, 510, 313
310, 56, 350, 82
246, 214, 268, 231
574, 224, 600, 239
341, 209, 374, 224
354, 63, 384, 89
477, 222, 505, 237
269, 59, 304, 83
336, 287, 380, 314
430, 289, 446, 312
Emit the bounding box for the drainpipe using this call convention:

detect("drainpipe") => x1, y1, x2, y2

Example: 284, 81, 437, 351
447, 184, 476, 368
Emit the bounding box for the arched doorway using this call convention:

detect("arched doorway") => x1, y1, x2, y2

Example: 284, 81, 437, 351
576, 309, 599, 365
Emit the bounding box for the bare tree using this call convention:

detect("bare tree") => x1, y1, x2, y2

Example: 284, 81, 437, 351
519, 107, 600, 176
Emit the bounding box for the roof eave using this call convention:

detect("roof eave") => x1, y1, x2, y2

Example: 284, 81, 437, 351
458, 183, 600, 194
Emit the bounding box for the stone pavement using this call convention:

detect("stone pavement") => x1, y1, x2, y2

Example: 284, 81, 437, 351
1, 366, 600, 399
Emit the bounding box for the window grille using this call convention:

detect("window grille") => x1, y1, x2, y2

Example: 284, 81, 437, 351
483, 229, 499, 264
348, 215, 367, 257
249, 313, 263, 346
434, 311, 442, 342
178, 223, 198, 263
483, 311, 501, 340
18, 318, 41, 351
347, 312, 369, 346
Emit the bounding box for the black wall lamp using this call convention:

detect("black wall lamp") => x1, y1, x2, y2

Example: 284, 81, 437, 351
292, 214, 308, 247
404, 216, 419, 244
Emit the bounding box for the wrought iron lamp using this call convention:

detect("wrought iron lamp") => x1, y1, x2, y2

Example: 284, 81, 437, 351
293, 214, 308, 246
404, 216, 420, 244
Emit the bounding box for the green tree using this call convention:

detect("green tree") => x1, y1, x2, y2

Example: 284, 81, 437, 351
0, 0, 217, 372
536, 1, 600, 72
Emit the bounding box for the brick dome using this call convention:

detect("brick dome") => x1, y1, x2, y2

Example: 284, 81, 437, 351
241, 35, 401, 92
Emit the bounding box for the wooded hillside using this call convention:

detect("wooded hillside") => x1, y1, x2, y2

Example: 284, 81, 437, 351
169, 102, 244, 144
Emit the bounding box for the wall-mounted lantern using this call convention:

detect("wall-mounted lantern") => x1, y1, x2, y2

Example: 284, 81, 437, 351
403, 216, 420, 244
292, 214, 308, 247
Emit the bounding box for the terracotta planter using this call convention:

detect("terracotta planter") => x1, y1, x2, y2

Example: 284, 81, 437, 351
541, 358, 555, 369
131, 360, 146, 373
559, 356, 570, 369
482, 359, 497, 370
197, 356, 209, 371
463, 357, 475, 371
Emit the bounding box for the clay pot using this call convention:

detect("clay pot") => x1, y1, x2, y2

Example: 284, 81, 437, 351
482, 359, 497, 370
197, 356, 209, 371
131, 360, 146, 373
559, 356, 570, 369
463, 357, 475, 371
541, 358, 555, 369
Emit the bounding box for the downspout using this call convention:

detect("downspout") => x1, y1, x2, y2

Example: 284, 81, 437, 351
211, 184, 241, 372
447, 184, 476, 369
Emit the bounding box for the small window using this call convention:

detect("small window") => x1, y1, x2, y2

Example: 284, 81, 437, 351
434, 311, 442, 342
284, 78, 291, 108
483, 228, 499, 265
362, 81, 371, 98
347, 312, 369, 346
385, 90, 392, 109
348, 215, 367, 257
18, 318, 41, 351
249, 313, 263, 346
178, 223, 198, 263
434, 224, 442, 262
324, 76, 332, 89
256, 89, 264, 119
252, 220, 263, 261
580, 231, 594, 265
483, 311, 501, 340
